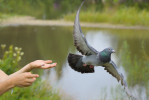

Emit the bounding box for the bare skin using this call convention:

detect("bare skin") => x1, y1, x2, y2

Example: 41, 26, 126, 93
0, 60, 57, 95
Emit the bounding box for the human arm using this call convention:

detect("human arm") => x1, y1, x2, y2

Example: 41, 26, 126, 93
0, 72, 38, 95
11, 60, 57, 75
0, 60, 56, 95
0, 70, 8, 82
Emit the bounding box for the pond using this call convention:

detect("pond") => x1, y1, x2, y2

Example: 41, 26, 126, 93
0, 26, 149, 100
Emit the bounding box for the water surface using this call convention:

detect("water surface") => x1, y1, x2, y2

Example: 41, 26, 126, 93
0, 26, 149, 100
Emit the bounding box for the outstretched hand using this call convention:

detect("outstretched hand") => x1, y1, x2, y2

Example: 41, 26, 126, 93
16, 60, 57, 74
29, 60, 57, 70
0, 60, 57, 95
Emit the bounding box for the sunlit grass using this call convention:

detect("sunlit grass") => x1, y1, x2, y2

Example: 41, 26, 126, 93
0, 13, 18, 22
63, 7, 149, 26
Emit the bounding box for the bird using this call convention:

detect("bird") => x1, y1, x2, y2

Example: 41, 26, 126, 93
67, 0, 135, 99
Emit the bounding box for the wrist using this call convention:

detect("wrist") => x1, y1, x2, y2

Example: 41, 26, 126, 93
25, 63, 33, 72
7, 76, 16, 88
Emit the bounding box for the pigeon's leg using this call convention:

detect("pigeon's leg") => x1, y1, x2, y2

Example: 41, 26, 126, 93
89, 65, 94, 68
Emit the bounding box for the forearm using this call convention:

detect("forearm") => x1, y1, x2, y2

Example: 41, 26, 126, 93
0, 77, 15, 95
0, 70, 8, 82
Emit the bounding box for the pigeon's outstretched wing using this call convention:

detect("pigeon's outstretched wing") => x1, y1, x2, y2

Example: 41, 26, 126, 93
103, 61, 136, 99
73, 0, 98, 56
103, 61, 127, 87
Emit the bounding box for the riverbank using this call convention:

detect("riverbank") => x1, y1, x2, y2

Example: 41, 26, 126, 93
0, 16, 149, 30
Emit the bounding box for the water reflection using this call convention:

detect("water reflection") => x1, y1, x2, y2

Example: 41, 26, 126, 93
44, 32, 127, 100
0, 26, 149, 100
44, 31, 149, 100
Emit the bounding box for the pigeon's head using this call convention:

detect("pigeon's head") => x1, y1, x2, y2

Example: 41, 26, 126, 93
103, 48, 115, 54
99, 48, 115, 63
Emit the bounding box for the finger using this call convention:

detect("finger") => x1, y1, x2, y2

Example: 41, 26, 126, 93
26, 78, 36, 83
41, 63, 57, 69
26, 73, 39, 78
44, 60, 52, 64
24, 83, 32, 87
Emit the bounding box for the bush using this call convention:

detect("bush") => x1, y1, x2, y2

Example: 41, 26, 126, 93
0, 44, 24, 74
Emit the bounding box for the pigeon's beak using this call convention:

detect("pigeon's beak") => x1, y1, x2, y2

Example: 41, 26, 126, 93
112, 50, 116, 53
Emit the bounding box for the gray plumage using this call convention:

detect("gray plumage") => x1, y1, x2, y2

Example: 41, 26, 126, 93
68, 0, 135, 99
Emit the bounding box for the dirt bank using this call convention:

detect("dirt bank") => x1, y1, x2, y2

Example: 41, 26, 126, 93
0, 16, 149, 30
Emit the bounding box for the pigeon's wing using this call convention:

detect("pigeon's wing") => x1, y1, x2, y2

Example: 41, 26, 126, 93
73, 0, 98, 56
103, 61, 127, 87
103, 61, 135, 99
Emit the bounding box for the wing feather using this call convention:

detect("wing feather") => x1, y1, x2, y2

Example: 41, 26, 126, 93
103, 61, 136, 99
73, 0, 98, 56
103, 61, 127, 87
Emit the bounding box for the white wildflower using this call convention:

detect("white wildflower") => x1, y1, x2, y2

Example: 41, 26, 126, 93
15, 47, 18, 51
17, 51, 20, 54
13, 53, 17, 57
20, 52, 24, 56
5, 51, 9, 54
17, 57, 21, 61
1, 44, 6, 49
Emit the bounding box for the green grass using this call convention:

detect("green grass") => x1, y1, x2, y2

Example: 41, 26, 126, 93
1, 6, 149, 26
0, 13, 18, 22
63, 7, 149, 26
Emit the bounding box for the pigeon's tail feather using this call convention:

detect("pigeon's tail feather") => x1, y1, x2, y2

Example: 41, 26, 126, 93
68, 53, 94, 73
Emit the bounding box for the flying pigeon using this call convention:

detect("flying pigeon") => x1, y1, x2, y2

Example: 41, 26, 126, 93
67, 0, 135, 99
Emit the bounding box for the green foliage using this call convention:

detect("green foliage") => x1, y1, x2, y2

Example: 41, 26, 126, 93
0, 13, 16, 22
1, 79, 60, 100
63, 7, 149, 26
0, 0, 149, 26
0, 44, 24, 74
0, 44, 60, 100
0, 0, 81, 19
0, 0, 103, 19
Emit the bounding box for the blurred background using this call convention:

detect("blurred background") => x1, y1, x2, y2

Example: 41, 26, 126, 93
0, 0, 149, 100
0, 0, 149, 25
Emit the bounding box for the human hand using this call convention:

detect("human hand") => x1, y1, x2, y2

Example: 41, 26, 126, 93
28, 60, 57, 70
11, 72, 39, 87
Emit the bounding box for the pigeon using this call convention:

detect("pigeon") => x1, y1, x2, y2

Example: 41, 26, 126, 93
67, 0, 136, 99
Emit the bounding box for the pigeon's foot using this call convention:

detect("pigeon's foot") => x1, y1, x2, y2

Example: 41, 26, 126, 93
83, 64, 94, 68
89, 65, 94, 68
